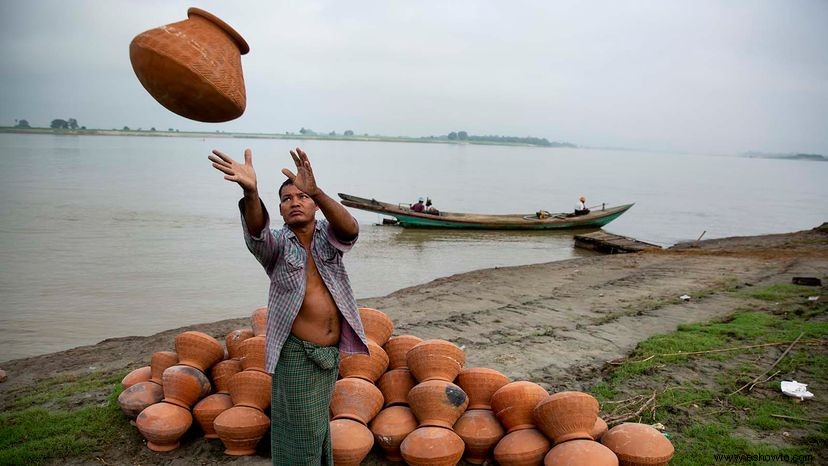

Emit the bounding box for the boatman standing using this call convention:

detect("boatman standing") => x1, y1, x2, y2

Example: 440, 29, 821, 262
208, 147, 369, 465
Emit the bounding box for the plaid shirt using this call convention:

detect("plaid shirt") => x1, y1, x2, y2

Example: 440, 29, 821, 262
240, 199, 369, 373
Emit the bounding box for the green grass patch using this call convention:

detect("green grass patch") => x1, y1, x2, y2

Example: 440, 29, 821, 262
0, 371, 132, 465
589, 282, 827, 465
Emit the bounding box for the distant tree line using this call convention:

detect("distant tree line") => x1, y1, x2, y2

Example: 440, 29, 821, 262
424, 131, 576, 148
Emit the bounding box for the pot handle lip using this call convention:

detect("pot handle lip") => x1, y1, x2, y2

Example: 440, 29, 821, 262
187, 7, 250, 55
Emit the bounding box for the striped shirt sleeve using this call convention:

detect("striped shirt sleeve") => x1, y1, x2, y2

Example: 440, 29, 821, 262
239, 198, 281, 275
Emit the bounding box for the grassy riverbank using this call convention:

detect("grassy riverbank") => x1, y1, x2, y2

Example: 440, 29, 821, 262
0, 226, 825, 465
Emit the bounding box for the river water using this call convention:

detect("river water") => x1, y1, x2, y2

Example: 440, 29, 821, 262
1, 133, 826, 360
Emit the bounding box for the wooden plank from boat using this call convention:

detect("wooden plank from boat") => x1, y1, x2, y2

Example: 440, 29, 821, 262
338, 193, 634, 230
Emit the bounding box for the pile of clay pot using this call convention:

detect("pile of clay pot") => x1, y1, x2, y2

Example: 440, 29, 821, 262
332, 307, 676, 466
117, 306, 272, 454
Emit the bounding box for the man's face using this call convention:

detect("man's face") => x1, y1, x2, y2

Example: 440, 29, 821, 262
279, 183, 318, 227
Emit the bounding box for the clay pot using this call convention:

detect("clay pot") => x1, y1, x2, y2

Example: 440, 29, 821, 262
330, 377, 384, 425
533, 391, 599, 443
210, 359, 242, 394
400, 426, 465, 466
129, 8, 249, 123
407, 380, 469, 429
378, 368, 416, 407
544, 439, 619, 466
369, 406, 418, 462
238, 336, 267, 373
358, 307, 394, 346
601, 423, 675, 466
136, 401, 193, 452
150, 351, 179, 385
122, 366, 151, 389
331, 418, 375, 466
225, 328, 254, 360
406, 339, 466, 382
193, 393, 233, 439
161, 364, 212, 409
214, 405, 271, 456
175, 331, 224, 373
250, 306, 267, 336
456, 367, 510, 410
490, 381, 548, 433
228, 370, 272, 412
118, 380, 164, 419
383, 335, 423, 369
592, 417, 609, 441
339, 340, 389, 383
453, 409, 505, 465
493, 428, 551, 466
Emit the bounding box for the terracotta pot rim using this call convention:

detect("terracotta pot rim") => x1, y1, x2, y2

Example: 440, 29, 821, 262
187, 7, 249, 55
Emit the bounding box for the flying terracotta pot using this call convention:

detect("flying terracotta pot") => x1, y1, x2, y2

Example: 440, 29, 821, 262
129, 8, 249, 122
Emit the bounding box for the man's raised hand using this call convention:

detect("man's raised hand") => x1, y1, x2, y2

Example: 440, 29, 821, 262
209, 148, 257, 194
281, 147, 319, 197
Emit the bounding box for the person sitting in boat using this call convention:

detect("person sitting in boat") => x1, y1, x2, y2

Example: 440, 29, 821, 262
425, 198, 440, 215
410, 197, 426, 212
574, 196, 590, 216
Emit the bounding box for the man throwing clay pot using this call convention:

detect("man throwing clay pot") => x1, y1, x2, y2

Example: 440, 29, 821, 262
208, 147, 368, 465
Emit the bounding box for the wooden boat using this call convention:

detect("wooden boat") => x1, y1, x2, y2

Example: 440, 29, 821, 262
338, 193, 634, 230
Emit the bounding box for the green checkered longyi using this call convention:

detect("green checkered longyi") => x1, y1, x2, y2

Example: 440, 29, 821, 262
271, 334, 340, 465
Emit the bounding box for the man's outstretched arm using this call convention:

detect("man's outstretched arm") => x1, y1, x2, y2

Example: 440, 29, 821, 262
208, 148, 266, 237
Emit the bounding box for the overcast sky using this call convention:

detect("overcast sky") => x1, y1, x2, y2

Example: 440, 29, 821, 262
1, 0, 826, 155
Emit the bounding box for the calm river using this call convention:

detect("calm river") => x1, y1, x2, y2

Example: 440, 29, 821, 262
1, 133, 826, 360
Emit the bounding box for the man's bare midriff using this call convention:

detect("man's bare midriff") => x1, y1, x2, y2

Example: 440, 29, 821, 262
291, 251, 342, 347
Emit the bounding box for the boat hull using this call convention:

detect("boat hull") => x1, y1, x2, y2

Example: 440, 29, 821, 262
338, 194, 633, 230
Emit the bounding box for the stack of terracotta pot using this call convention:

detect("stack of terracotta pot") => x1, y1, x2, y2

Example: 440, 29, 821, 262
332, 308, 675, 466
330, 307, 392, 465
134, 331, 222, 451
117, 307, 275, 455
213, 328, 271, 455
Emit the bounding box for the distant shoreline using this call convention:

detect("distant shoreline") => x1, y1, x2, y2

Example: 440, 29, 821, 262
0, 126, 576, 149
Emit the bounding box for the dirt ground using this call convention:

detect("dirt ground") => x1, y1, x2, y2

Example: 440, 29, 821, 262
1, 225, 826, 465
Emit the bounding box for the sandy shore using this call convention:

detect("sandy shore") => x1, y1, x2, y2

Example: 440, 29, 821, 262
2, 225, 826, 465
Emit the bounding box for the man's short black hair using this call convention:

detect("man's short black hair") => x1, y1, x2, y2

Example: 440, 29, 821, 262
278, 178, 294, 198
